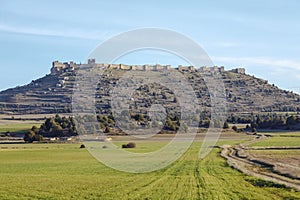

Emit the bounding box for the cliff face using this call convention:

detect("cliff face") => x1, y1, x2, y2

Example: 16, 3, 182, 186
0, 64, 299, 115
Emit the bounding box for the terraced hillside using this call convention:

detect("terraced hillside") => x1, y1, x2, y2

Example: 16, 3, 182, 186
0, 63, 299, 115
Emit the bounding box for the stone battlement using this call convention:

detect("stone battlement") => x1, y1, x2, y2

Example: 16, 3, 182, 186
50, 58, 245, 74
51, 61, 76, 74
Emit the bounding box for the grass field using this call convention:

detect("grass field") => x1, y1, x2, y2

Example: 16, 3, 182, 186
259, 131, 300, 136
0, 139, 299, 199
0, 122, 42, 135
249, 135, 300, 147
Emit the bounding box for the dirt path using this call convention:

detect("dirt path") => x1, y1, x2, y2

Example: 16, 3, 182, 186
220, 136, 300, 190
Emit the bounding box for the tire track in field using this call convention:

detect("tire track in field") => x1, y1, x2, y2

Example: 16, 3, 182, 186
193, 158, 203, 200
221, 143, 300, 191
128, 149, 197, 199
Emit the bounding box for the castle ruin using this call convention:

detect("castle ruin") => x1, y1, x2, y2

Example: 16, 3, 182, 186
50, 59, 245, 75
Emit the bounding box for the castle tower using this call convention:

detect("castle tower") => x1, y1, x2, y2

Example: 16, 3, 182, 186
88, 58, 96, 65
51, 61, 66, 74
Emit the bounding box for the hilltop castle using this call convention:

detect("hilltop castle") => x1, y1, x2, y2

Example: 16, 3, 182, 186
50, 58, 245, 75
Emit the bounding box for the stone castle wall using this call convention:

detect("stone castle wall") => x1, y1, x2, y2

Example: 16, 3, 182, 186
50, 58, 245, 75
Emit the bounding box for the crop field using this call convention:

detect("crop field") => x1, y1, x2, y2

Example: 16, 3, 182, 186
0, 135, 299, 199
242, 132, 300, 186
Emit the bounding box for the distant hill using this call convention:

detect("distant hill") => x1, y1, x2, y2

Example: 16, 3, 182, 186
0, 60, 299, 116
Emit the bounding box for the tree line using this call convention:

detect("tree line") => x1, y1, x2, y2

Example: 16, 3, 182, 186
25, 112, 300, 142
24, 114, 77, 143
249, 113, 300, 130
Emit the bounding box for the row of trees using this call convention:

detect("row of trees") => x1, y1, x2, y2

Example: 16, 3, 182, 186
250, 114, 300, 130
96, 112, 230, 132
24, 115, 77, 143
39, 115, 77, 137
26, 113, 300, 142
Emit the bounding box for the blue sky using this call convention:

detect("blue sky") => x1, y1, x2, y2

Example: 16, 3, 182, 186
1, 0, 300, 93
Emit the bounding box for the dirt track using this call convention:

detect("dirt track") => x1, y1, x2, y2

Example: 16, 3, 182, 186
221, 137, 300, 190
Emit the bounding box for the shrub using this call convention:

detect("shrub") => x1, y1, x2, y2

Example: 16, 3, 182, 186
34, 134, 44, 142
80, 144, 85, 148
246, 178, 286, 188
24, 130, 44, 143
232, 125, 238, 132
122, 142, 136, 148
104, 126, 111, 133
223, 122, 229, 129
24, 130, 36, 143
127, 142, 136, 148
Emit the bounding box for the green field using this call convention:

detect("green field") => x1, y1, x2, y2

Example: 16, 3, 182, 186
260, 131, 300, 136
247, 149, 300, 156
0, 122, 42, 135
249, 136, 300, 147
0, 140, 299, 199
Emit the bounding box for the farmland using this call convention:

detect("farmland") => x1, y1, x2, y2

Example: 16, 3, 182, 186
0, 121, 42, 136
0, 132, 299, 199
248, 132, 300, 147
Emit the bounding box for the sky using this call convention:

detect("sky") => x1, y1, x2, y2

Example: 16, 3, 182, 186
1, 0, 300, 93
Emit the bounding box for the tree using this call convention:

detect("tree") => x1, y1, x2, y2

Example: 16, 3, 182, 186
223, 122, 229, 129
232, 125, 238, 132
51, 124, 63, 135
251, 122, 258, 129
24, 130, 43, 143
133, 113, 144, 121
286, 115, 296, 126
24, 130, 36, 143
103, 116, 108, 122
31, 126, 39, 134
99, 122, 105, 129
165, 118, 178, 131
34, 134, 44, 142
35, 116, 77, 137
104, 126, 111, 133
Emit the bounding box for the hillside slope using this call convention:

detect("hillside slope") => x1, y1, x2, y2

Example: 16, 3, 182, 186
0, 64, 299, 115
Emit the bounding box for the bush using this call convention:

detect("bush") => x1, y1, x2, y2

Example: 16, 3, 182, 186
246, 178, 286, 188
34, 134, 44, 142
122, 142, 136, 148
223, 122, 229, 129
80, 144, 85, 148
232, 125, 238, 132
127, 142, 136, 148
24, 130, 44, 143
104, 126, 111, 133
24, 130, 35, 143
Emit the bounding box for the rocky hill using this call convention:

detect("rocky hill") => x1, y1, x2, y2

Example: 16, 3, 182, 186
0, 60, 299, 116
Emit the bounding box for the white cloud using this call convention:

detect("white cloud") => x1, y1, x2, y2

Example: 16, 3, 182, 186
0, 23, 112, 40
211, 56, 300, 94
212, 56, 300, 71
